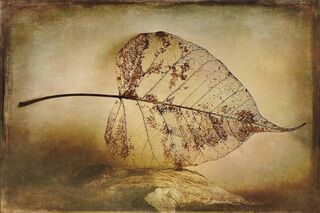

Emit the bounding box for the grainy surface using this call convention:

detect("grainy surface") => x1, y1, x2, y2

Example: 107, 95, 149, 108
1, 1, 317, 212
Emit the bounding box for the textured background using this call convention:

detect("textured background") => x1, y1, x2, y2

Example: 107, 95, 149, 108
3, 3, 314, 209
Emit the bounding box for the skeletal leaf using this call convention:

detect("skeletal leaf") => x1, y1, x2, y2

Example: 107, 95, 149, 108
105, 31, 304, 169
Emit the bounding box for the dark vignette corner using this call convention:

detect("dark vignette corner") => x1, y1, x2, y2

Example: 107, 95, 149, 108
312, 0, 320, 211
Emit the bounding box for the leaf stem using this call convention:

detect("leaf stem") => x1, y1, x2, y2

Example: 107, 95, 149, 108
18, 93, 122, 107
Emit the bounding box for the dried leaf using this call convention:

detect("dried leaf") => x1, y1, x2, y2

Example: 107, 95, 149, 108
105, 31, 304, 169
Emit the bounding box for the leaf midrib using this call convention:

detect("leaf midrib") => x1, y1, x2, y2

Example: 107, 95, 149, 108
18, 92, 293, 131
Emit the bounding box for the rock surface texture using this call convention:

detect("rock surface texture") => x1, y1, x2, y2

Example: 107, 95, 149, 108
142, 169, 249, 212
79, 166, 250, 212
3, 166, 252, 212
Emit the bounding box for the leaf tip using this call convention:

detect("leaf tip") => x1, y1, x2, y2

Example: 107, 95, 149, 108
280, 122, 307, 132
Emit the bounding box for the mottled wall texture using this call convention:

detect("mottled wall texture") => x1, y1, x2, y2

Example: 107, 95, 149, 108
2, 2, 315, 211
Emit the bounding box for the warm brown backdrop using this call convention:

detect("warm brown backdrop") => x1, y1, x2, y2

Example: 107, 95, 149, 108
4, 3, 314, 209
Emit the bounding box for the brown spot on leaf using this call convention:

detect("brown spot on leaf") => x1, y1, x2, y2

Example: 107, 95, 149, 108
162, 123, 173, 135
161, 36, 170, 48
146, 60, 163, 75
209, 116, 228, 141
169, 62, 190, 89
178, 41, 191, 53
146, 115, 158, 129
105, 115, 133, 159
221, 105, 231, 114
238, 123, 265, 142
117, 33, 150, 96
236, 110, 255, 123
145, 94, 158, 102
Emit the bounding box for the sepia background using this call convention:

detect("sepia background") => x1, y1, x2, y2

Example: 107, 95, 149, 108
3, 3, 314, 210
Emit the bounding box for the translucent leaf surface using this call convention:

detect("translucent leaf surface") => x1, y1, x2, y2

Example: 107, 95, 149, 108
105, 31, 304, 169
